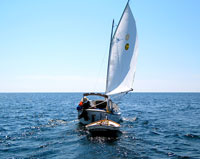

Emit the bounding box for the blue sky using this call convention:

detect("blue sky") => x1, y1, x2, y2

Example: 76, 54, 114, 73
0, 0, 200, 92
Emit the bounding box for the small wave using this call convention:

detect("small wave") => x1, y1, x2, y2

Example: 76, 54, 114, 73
167, 152, 175, 157
68, 119, 79, 123
48, 119, 67, 125
28, 119, 73, 131
122, 117, 137, 122
0, 127, 7, 132
150, 131, 161, 135
167, 152, 191, 159
30, 119, 68, 129
39, 143, 50, 149
184, 133, 200, 139
142, 120, 149, 125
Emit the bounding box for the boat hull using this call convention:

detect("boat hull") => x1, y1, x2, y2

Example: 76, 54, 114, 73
78, 109, 121, 125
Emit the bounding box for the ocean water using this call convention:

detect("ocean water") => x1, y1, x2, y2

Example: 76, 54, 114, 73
0, 93, 200, 159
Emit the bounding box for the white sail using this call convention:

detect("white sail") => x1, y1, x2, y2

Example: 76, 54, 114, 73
105, 4, 138, 96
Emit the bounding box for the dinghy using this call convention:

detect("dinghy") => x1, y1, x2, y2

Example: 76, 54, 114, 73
86, 119, 120, 133
77, 0, 138, 125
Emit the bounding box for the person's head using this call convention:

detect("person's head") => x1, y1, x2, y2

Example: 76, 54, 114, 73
81, 97, 88, 103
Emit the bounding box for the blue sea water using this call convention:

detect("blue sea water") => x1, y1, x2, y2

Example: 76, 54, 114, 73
0, 93, 200, 159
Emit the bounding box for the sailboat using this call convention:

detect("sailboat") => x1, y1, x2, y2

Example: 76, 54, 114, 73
77, 1, 138, 126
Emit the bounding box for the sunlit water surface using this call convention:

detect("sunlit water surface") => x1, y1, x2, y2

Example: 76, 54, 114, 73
0, 93, 200, 159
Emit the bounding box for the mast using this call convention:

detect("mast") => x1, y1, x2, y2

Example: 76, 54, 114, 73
105, 19, 115, 93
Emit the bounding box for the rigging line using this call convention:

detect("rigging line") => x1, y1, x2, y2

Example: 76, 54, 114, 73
89, 100, 107, 109
94, 21, 116, 92
93, 49, 107, 92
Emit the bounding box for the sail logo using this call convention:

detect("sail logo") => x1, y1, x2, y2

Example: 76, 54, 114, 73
125, 43, 129, 50
125, 34, 130, 40
125, 34, 130, 51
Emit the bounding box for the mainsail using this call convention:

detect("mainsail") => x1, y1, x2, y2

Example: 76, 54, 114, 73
105, 3, 138, 96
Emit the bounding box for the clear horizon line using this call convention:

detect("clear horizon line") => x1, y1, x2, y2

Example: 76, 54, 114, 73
0, 91, 199, 93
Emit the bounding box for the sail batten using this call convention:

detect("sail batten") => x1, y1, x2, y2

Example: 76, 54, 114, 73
105, 4, 138, 96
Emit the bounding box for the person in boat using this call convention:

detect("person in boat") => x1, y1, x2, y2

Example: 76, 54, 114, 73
77, 97, 90, 121
82, 97, 90, 109
76, 101, 83, 110
77, 97, 90, 110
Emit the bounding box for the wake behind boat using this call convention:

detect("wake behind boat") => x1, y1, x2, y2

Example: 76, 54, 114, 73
76, 0, 138, 128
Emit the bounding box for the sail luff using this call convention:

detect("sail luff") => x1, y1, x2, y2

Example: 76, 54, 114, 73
105, 19, 115, 93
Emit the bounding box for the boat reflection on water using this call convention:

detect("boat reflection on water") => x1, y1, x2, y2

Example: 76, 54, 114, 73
88, 129, 122, 138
